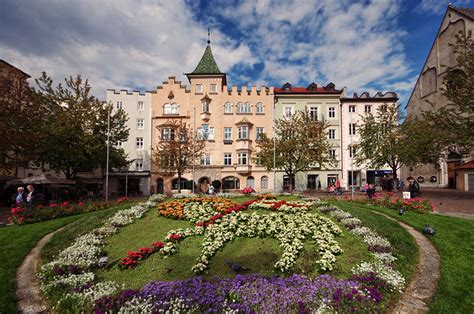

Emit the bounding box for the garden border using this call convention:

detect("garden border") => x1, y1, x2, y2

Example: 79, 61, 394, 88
371, 211, 440, 313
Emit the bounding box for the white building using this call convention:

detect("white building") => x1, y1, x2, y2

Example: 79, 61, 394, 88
340, 92, 399, 190
106, 90, 152, 196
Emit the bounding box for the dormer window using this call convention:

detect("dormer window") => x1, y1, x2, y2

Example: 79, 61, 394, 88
325, 82, 335, 91
307, 83, 317, 91
282, 82, 292, 92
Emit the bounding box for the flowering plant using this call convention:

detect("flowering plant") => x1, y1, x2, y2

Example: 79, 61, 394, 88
241, 186, 255, 194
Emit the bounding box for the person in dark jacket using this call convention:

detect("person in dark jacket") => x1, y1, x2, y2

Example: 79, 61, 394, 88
14, 187, 27, 206
407, 177, 420, 198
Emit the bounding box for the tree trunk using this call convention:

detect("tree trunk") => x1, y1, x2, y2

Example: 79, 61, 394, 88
391, 168, 398, 192
177, 172, 182, 193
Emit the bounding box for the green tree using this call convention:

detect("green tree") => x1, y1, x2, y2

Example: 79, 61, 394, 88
152, 119, 205, 193
33, 73, 129, 179
424, 30, 474, 152
255, 111, 333, 192
0, 70, 46, 173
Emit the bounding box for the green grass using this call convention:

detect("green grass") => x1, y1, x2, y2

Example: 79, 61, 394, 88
333, 201, 474, 314
0, 215, 80, 313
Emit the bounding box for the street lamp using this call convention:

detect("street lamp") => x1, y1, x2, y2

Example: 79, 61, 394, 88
105, 103, 111, 203
350, 110, 355, 200
192, 107, 196, 194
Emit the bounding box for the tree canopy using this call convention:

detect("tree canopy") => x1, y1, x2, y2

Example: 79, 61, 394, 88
33, 73, 129, 179
255, 111, 333, 192
152, 119, 205, 193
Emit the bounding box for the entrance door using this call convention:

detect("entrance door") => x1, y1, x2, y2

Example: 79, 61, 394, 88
283, 175, 295, 192
157, 178, 164, 194
307, 175, 318, 189
468, 174, 474, 191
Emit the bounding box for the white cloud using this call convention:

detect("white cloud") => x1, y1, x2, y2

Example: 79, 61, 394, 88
0, 0, 253, 98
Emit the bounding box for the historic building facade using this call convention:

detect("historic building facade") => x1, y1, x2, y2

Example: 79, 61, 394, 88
150, 44, 274, 194
341, 92, 398, 190
403, 5, 474, 190
106, 90, 152, 196
273, 82, 343, 191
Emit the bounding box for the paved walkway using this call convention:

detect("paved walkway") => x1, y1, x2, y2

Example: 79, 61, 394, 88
16, 227, 65, 313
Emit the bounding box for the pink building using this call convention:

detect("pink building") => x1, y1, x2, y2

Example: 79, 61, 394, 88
151, 43, 274, 194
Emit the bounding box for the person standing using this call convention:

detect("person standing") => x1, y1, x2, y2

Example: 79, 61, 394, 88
407, 177, 420, 198
15, 187, 27, 206
26, 185, 36, 211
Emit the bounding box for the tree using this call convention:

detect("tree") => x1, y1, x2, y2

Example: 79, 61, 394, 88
355, 104, 442, 190
152, 119, 205, 193
255, 111, 333, 192
33, 73, 129, 179
424, 30, 474, 152
0, 69, 46, 173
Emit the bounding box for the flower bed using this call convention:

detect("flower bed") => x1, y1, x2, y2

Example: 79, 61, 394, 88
94, 273, 388, 313
157, 197, 237, 220
344, 195, 434, 214
8, 198, 131, 225
38, 194, 165, 311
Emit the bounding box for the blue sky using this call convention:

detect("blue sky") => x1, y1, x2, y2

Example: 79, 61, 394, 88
0, 0, 473, 107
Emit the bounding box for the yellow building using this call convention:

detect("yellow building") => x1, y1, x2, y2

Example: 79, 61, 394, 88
151, 42, 274, 194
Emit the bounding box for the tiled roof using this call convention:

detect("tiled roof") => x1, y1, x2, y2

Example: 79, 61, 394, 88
189, 45, 223, 75
455, 160, 474, 170
274, 87, 341, 94
450, 5, 474, 20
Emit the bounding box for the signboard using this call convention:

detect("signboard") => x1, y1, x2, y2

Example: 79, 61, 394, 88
403, 192, 411, 199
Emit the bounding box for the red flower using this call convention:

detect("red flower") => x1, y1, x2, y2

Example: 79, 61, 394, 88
152, 241, 165, 248
169, 234, 182, 241
50, 203, 57, 208
139, 247, 152, 254
61, 201, 69, 207
78, 201, 85, 206
195, 222, 205, 227
120, 257, 138, 269
210, 213, 223, 222
37, 204, 44, 209
127, 251, 143, 259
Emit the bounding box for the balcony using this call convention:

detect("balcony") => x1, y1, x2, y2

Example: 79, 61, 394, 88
235, 165, 252, 174
236, 139, 252, 150
201, 112, 210, 121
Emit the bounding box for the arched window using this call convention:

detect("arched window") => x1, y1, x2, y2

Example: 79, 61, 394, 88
247, 176, 255, 188
224, 102, 232, 114
172, 178, 190, 190
256, 102, 264, 114
222, 176, 240, 190
244, 102, 251, 113
237, 102, 244, 113
164, 103, 171, 114
260, 176, 269, 189
170, 103, 179, 114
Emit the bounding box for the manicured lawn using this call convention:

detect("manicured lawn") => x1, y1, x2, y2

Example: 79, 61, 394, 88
0, 215, 79, 313
333, 201, 474, 314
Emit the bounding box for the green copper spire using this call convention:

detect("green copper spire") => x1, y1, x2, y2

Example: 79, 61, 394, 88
190, 44, 223, 75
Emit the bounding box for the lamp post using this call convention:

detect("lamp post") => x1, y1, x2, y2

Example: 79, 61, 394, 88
350, 110, 355, 200
105, 103, 111, 203
273, 97, 277, 192
192, 107, 196, 194
233, 164, 237, 191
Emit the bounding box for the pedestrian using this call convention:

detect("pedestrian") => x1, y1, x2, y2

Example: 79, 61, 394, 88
366, 183, 376, 199
407, 177, 420, 198
335, 178, 342, 194
15, 187, 27, 206
208, 184, 215, 195
26, 184, 36, 211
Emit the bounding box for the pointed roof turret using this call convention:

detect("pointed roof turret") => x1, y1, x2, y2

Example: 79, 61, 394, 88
186, 29, 227, 85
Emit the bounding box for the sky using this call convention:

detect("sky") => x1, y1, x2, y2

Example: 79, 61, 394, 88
1, 0, 473, 107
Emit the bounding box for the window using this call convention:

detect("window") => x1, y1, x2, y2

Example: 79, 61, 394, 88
260, 176, 268, 189
164, 103, 178, 114
328, 129, 336, 139
137, 101, 144, 111
135, 160, 143, 171
224, 102, 232, 114
200, 154, 211, 165
307, 174, 318, 189
224, 153, 232, 165
136, 118, 144, 130
349, 105, 356, 113
223, 176, 240, 189
198, 125, 214, 140
238, 152, 248, 165
329, 149, 336, 158
256, 127, 264, 140
348, 145, 356, 157
161, 128, 175, 141
256, 102, 264, 113
329, 107, 336, 118
237, 102, 251, 113
380, 105, 387, 112
224, 127, 232, 141
349, 123, 357, 135
284, 106, 293, 118
202, 100, 210, 113
238, 126, 249, 139
210, 84, 217, 93
309, 107, 318, 121
195, 84, 203, 93
136, 137, 144, 150
365, 105, 372, 113
117, 101, 123, 110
